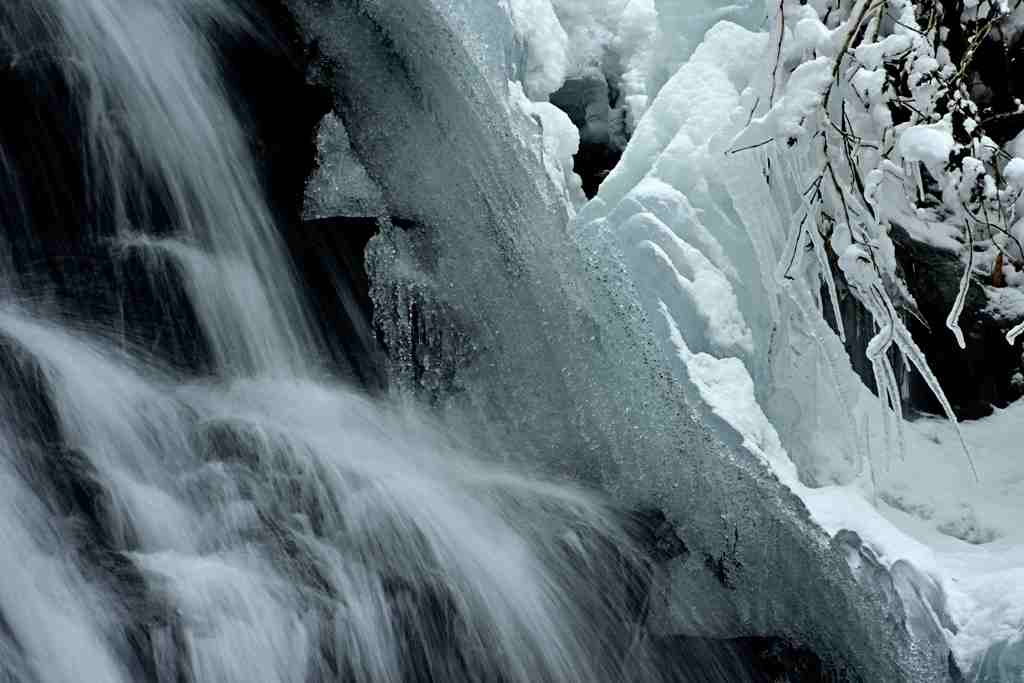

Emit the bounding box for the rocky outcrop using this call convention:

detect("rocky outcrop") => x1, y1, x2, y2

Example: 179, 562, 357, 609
827, 224, 1024, 420
890, 225, 1024, 419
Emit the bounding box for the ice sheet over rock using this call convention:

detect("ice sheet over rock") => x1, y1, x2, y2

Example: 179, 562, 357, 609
286, 0, 958, 679
303, 112, 387, 220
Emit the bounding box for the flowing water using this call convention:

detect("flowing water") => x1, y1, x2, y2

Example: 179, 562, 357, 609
0, 1, 666, 681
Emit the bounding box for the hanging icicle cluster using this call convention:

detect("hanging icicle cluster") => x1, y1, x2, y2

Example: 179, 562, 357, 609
726, 0, 1024, 476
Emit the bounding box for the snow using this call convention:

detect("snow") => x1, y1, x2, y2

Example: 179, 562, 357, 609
1004, 157, 1024, 188
660, 303, 798, 489
897, 124, 955, 177
573, 6, 1024, 676
864, 394, 1024, 669
854, 34, 913, 69
729, 56, 833, 150
624, 213, 753, 355
505, 0, 570, 98
597, 20, 767, 209
503, 0, 760, 130
508, 80, 586, 206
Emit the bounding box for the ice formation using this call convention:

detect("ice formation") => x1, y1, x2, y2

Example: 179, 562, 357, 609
574, 1, 1024, 678
287, 0, 1006, 679
290, 0, 1024, 677
3, 0, 1023, 679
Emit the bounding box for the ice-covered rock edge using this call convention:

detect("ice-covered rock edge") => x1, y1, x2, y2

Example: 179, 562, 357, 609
288, 0, 966, 679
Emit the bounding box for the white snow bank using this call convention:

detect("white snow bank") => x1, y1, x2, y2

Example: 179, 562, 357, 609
729, 56, 832, 150
897, 123, 955, 178
508, 80, 586, 207
576, 9, 1024, 675
505, 0, 570, 99
598, 20, 767, 207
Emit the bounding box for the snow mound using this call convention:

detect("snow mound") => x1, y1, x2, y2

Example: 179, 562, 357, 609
576, 7, 1024, 679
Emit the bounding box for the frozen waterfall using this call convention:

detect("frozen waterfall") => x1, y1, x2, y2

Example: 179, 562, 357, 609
2, 0, 1021, 681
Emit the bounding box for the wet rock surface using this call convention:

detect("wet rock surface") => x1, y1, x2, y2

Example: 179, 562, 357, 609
826, 224, 1024, 420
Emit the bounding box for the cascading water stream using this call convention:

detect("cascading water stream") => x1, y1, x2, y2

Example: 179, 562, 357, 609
0, 1, 669, 681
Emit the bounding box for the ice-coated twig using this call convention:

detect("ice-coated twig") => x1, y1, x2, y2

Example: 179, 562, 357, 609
946, 223, 973, 349
864, 284, 902, 463
776, 209, 810, 283
806, 212, 847, 343
1006, 320, 1024, 345
879, 343, 905, 461
880, 288, 979, 481
870, 351, 893, 466
841, 240, 978, 479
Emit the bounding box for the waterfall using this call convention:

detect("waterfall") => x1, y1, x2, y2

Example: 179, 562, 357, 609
0, 1, 669, 681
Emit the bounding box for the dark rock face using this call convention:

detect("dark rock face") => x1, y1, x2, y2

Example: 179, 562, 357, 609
217, 1, 389, 388
625, 511, 852, 682
0, 11, 211, 373
651, 635, 850, 683
2, 0, 384, 382
283, 216, 386, 389
890, 224, 1024, 419
826, 224, 1024, 420
210, 0, 334, 229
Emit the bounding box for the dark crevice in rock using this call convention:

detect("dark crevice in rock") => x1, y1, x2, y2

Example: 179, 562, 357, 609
651, 634, 854, 683
627, 507, 691, 565
284, 216, 387, 389
212, 0, 334, 229
214, 1, 393, 387
549, 71, 628, 198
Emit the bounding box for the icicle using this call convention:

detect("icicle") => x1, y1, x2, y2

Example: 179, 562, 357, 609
1006, 320, 1024, 345
885, 294, 979, 481
865, 288, 906, 463
840, 241, 977, 479
719, 148, 783, 318
945, 226, 973, 349
870, 351, 893, 465
864, 289, 898, 463
880, 351, 905, 460
861, 408, 879, 504
914, 162, 924, 204
790, 287, 866, 472
805, 211, 847, 343
776, 207, 811, 283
